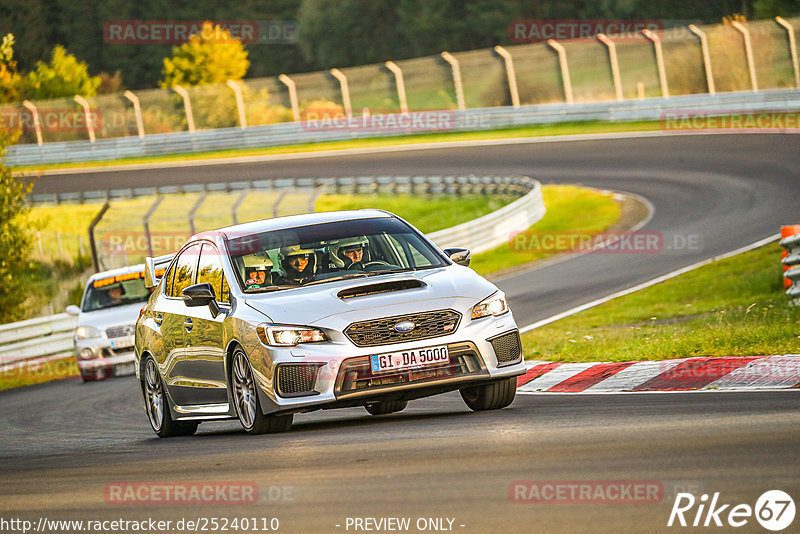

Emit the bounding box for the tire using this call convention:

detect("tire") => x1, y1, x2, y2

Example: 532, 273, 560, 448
143, 357, 198, 438
365, 400, 408, 415
231, 347, 293, 435
460, 377, 517, 411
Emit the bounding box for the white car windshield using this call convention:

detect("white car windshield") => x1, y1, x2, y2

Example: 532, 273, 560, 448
227, 217, 447, 292
81, 274, 152, 312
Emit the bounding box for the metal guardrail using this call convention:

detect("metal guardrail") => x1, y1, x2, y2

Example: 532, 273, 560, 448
0, 313, 76, 373
781, 232, 800, 305
8, 88, 800, 167
2, 175, 544, 371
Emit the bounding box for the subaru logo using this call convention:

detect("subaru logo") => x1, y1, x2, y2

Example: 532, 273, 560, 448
394, 321, 416, 333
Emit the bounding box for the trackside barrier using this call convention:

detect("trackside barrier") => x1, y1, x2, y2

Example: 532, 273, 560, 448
781, 227, 800, 305
2, 176, 544, 369
0, 313, 77, 372
8, 88, 800, 167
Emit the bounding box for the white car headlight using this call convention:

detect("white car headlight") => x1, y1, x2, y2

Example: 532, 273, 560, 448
257, 324, 328, 347
471, 291, 509, 320
75, 326, 101, 339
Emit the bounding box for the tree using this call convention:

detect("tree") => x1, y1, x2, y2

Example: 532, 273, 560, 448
26, 45, 101, 99
160, 22, 250, 87
0, 33, 25, 103
0, 129, 34, 323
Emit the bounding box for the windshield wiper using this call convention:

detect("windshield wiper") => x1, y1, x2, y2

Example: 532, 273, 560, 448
364, 267, 416, 276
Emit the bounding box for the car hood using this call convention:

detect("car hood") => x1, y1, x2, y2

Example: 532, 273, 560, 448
77, 302, 146, 332
242, 266, 497, 326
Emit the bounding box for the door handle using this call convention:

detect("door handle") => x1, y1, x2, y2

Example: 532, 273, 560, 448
183, 318, 193, 333
154, 314, 163, 326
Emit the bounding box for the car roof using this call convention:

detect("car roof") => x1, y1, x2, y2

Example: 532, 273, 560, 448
191, 209, 395, 241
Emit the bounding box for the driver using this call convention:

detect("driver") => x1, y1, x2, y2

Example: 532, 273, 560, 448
242, 254, 274, 290
278, 245, 316, 285
104, 284, 124, 306
330, 236, 369, 270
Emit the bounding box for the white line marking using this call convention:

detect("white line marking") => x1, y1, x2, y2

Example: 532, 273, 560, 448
519, 234, 780, 333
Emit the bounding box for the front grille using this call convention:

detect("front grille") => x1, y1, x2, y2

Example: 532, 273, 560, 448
276, 363, 322, 398
335, 342, 485, 396
344, 309, 461, 347
490, 330, 523, 366
106, 325, 135, 339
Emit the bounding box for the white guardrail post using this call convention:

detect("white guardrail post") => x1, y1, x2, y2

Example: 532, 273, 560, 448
781, 229, 800, 306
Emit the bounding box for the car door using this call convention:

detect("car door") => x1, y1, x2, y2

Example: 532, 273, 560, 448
158, 243, 201, 406
180, 243, 231, 405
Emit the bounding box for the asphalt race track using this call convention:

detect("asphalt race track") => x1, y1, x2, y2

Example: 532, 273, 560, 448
3, 132, 800, 533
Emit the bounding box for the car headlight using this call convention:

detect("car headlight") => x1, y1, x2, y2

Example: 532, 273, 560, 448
75, 326, 101, 339
471, 291, 509, 319
256, 324, 328, 347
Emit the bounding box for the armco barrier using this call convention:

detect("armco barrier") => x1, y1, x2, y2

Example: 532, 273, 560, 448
781, 230, 800, 306
1, 176, 544, 370
8, 89, 800, 167
0, 313, 76, 372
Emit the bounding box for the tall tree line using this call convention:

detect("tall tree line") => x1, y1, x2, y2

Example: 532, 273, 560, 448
2, 0, 797, 91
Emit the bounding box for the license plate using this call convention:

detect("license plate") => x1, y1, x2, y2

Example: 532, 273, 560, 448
371, 345, 450, 373
110, 335, 135, 350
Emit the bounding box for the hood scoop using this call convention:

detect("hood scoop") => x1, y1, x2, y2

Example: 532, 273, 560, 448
337, 279, 425, 300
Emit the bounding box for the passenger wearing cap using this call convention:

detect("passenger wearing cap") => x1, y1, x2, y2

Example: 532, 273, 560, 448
243, 253, 274, 290
278, 245, 316, 285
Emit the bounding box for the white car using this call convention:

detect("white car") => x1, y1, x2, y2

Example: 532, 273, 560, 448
67, 259, 171, 381
135, 210, 526, 437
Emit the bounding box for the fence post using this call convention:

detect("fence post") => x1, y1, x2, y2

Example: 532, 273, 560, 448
142, 196, 164, 258
88, 201, 110, 272
596, 34, 623, 101
278, 74, 301, 121
689, 25, 716, 95
546, 39, 573, 104
493, 46, 520, 108
731, 21, 758, 92
123, 90, 145, 138
642, 29, 669, 98
73, 95, 97, 143
188, 193, 207, 235
440, 52, 466, 110
232, 190, 249, 225
273, 189, 290, 218
384, 61, 409, 114
21, 101, 43, 146
330, 68, 352, 118
226, 80, 248, 128
172, 85, 196, 132
776, 17, 799, 89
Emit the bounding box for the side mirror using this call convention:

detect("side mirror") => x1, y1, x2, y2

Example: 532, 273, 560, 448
144, 256, 157, 288
65, 305, 81, 316
181, 283, 221, 316
443, 247, 471, 267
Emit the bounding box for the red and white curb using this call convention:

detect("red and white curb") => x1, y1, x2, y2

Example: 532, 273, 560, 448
516, 355, 800, 393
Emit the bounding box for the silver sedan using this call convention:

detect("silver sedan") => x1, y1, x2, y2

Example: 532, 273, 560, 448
134, 210, 526, 437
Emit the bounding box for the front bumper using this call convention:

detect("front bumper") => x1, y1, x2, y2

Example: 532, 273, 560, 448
251, 313, 525, 415
74, 338, 136, 378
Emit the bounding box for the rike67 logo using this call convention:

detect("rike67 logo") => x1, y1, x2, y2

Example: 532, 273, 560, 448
668, 490, 795, 531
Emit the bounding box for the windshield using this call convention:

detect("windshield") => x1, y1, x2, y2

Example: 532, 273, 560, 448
81, 271, 154, 312
227, 217, 447, 292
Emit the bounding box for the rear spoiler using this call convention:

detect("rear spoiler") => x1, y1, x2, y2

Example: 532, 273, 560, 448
144, 253, 174, 288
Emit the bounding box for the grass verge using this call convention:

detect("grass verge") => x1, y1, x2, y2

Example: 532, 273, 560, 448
12, 120, 661, 173
521, 242, 800, 363
0, 357, 79, 391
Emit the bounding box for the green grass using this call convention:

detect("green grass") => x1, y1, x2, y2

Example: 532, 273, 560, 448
522, 242, 800, 363
11, 119, 661, 172
0, 356, 79, 391
470, 185, 621, 276
316, 193, 517, 234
